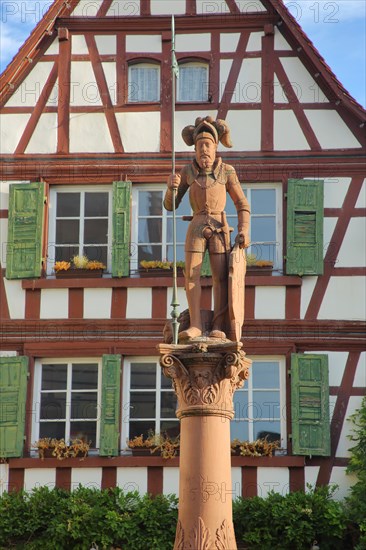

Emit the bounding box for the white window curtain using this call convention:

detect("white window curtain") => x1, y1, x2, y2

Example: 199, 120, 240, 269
128, 64, 160, 102
178, 64, 208, 102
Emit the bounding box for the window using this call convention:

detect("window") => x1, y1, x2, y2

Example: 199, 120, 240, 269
178, 62, 209, 102
231, 357, 286, 447
33, 359, 102, 447
226, 184, 282, 270
131, 186, 191, 270
122, 358, 179, 447
128, 62, 160, 102
48, 186, 112, 273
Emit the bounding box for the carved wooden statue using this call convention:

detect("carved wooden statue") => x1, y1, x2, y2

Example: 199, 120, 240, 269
164, 116, 250, 342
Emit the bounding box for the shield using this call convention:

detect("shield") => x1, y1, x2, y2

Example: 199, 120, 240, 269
228, 243, 246, 341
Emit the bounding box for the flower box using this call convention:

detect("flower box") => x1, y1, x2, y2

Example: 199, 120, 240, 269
246, 266, 273, 276
55, 268, 104, 279
138, 267, 184, 278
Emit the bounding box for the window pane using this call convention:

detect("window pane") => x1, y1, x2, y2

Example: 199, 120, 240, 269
138, 244, 162, 263
84, 219, 108, 244
179, 65, 208, 102
129, 66, 159, 102
252, 362, 279, 389
130, 392, 156, 419
83, 246, 107, 265
251, 217, 276, 243
167, 218, 189, 243
39, 421, 65, 440
160, 392, 177, 418
161, 372, 173, 389
233, 390, 248, 419
42, 364, 67, 390
129, 421, 155, 440
250, 243, 277, 263
251, 189, 275, 215
70, 421, 96, 447
57, 193, 80, 217
230, 420, 249, 441
252, 391, 280, 420
55, 246, 79, 262
56, 220, 79, 244
131, 363, 156, 389
138, 219, 162, 244
85, 192, 108, 217
72, 364, 98, 390
166, 245, 185, 263
71, 392, 98, 419
253, 421, 281, 442
139, 191, 162, 216
40, 392, 66, 420
160, 420, 180, 439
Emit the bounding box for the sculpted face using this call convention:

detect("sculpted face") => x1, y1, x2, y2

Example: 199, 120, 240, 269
195, 138, 217, 170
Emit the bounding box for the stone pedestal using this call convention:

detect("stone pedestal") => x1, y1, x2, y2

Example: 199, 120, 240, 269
158, 341, 251, 550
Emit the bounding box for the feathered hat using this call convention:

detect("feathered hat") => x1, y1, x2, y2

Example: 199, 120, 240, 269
181, 116, 233, 148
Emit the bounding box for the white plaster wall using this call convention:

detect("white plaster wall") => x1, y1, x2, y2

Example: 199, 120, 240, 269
329, 395, 337, 423
72, 34, 89, 55
116, 112, 160, 152
337, 218, 366, 267
44, 39, 59, 56
3, 279, 25, 318
0, 114, 31, 154
353, 352, 366, 387
324, 177, 351, 208
116, 467, 147, 495
220, 33, 240, 52
70, 62, 102, 106
235, 0, 266, 12
84, 288, 112, 318
175, 110, 217, 152
255, 286, 286, 319
102, 62, 117, 104
0, 180, 11, 209
305, 110, 362, 149
25, 113, 58, 154
107, 0, 140, 16
274, 110, 310, 150
273, 75, 288, 103
69, 113, 114, 153
329, 467, 357, 500
126, 287, 152, 318
279, 58, 328, 103
0, 463, 9, 496
336, 396, 364, 457
0, 351, 17, 357
0, 220, 8, 265
231, 467, 242, 500
219, 60, 233, 102
234, 58, 262, 103
225, 110, 261, 151
5, 62, 55, 107
304, 466, 320, 492
355, 179, 366, 208
163, 467, 179, 496
96, 35, 117, 55
196, 0, 229, 14
176, 34, 211, 52
72, 0, 103, 16
71, 467, 102, 489
323, 218, 337, 260
300, 277, 317, 318
246, 32, 264, 52
319, 277, 366, 320
166, 287, 188, 317
151, 0, 185, 14
126, 35, 162, 53
274, 28, 291, 50
24, 468, 56, 491
40, 289, 68, 319
257, 467, 289, 497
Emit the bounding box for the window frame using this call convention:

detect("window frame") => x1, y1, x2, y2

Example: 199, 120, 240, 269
177, 60, 209, 103
127, 61, 161, 103
47, 185, 113, 275
32, 357, 103, 450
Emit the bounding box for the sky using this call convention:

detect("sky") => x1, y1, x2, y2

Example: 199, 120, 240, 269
0, 0, 365, 107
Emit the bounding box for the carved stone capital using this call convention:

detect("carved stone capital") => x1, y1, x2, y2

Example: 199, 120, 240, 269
158, 342, 251, 419
174, 517, 236, 550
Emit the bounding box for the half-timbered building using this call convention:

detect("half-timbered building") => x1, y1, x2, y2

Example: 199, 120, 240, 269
0, 0, 365, 500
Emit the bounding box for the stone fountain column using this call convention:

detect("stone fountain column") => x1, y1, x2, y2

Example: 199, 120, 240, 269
158, 340, 251, 550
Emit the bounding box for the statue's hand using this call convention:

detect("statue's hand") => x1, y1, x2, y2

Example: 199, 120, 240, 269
235, 232, 249, 249
167, 173, 181, 190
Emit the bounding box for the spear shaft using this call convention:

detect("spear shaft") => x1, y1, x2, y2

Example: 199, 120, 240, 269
171, 16, 179, 345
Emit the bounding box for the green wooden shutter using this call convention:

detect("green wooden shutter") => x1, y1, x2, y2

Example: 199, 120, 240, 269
112, 181, 131, 277
6, 182, 45, 279
0, 356, 28, 458
291, 354, 330, 456
99, 354, 121, 456
201, 250, 212, 277
286, 179, 324, 275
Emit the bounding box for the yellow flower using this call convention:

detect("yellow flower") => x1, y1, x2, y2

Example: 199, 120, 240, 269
54, 261, 71, 272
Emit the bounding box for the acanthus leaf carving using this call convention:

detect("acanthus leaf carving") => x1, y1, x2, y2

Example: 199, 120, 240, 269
188, 517, 213, 550
215, 519, 235, 550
